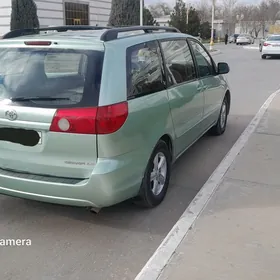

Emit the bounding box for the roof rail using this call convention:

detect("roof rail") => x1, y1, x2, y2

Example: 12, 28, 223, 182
2, 25, 111, 39
100, 26, 180, 41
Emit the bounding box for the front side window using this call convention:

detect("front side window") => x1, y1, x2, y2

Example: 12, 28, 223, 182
127, 41, 165, 98
160, 39, 196, 85
189, 40, 215, 78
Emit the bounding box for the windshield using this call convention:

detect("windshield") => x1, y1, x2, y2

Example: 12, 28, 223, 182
0, 47, 104, 108
267, 35, 280, 41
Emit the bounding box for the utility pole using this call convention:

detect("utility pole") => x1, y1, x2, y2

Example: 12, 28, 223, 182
210, 0, 215, 51
140, 0, 143, 26
186, 4, 190, 25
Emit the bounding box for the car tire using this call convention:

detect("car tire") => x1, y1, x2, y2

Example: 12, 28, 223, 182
262, 54, 267, 59
209, 97, 228, 136
135, 140, 172, 208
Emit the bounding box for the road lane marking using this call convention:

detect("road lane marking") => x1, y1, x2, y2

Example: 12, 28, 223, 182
134, 88, 280, 280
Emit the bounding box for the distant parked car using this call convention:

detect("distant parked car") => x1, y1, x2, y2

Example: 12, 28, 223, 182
236, 34, 254, 45
228, 35, 234, 43
261, 34, 280, 59
229, 34, 239, 43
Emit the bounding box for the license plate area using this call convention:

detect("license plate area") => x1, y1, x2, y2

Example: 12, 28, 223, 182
0, 127, 42, 146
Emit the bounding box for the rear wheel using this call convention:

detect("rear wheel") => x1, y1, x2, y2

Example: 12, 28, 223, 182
135, 140, 171, 208
262, 54, 267, 59
210, 97, 228, 136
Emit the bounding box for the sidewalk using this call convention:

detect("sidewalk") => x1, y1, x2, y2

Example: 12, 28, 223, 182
159, 93, 280, 280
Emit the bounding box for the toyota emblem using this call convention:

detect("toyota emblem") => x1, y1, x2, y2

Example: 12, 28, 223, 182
5, 110, 18, 121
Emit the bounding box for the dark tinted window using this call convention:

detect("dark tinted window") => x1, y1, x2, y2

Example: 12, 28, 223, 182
160, 40, 196, 85
189, 40, 215, 78
0, 48, 103, 108
127, 41, 165, 98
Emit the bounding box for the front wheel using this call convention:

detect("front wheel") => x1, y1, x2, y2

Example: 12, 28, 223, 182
135, 140, 171, 208
209, 97, 228, 136
262, 54, 267, 59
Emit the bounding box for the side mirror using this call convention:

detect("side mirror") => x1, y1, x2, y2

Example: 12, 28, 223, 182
217, 62, 230, 74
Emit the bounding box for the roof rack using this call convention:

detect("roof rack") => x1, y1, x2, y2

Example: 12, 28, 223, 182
2, 25, 111, 39
100, 26, 180, 41
2, 25, 180, 41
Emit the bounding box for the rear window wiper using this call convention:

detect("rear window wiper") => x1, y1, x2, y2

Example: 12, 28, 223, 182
10, 96, 71, 102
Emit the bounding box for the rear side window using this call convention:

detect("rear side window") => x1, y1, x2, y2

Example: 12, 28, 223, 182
0, 48, 104, 108
127, 41, 166, 99
160, 39, 196, 85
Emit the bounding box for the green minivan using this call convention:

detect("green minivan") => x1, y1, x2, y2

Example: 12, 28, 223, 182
0, 26, 230, 212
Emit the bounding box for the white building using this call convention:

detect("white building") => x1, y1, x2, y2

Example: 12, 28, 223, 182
155, 15, 170, 27
0, 0, 112, 35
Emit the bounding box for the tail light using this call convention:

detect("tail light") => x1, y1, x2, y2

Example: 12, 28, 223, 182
50, 102, 128, 135
263, 42, 271, 46
24, 41, 52, 46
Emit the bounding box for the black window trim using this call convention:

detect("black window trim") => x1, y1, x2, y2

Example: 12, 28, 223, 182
158, 37, 199, 89
126, 40, 167, 100
187, 38, 218, 79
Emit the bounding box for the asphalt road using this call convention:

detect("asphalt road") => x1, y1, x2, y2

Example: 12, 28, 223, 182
1, 43, 280, 280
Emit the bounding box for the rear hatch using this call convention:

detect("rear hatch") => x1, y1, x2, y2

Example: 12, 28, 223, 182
0, 39, 104, 179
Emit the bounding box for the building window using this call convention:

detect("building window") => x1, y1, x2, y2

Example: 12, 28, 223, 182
64, 2, 89, 25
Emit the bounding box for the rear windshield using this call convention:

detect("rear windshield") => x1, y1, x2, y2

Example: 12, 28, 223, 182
0, 48, 104, 108
267, 36, 280, 41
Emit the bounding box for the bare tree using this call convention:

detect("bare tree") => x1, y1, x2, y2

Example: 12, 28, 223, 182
258, 0, 270, 36
195, 0, 211, 23
251, 7, 262, 38
222, 0, 238, 33
267, 0, 280, 24
234, 4, 255, 34
149, 2, 172, 18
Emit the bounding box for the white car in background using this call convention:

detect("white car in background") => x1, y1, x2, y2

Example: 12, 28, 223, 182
228, 35, 234, 43
261, 34, 280, 59
236, 34, 254, 45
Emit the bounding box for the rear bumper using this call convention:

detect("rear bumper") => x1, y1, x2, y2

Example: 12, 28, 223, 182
0, 152, 144, 208
262, 48, 280, 55
236, 40, 250, 44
